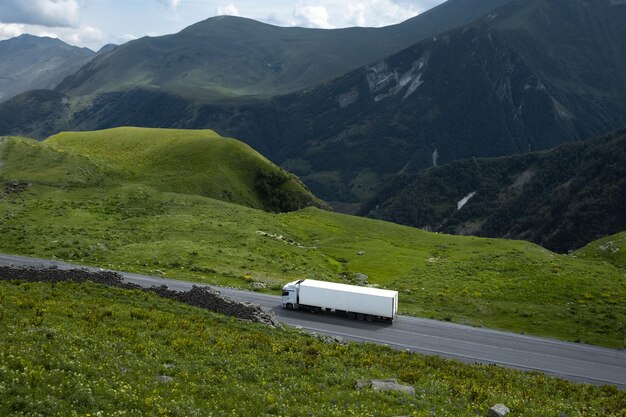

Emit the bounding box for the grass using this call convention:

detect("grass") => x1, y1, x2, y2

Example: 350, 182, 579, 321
1, 280, 625, 417
575, 232, 626, 273
7, 127, 322, 211
1, 130, 625, 348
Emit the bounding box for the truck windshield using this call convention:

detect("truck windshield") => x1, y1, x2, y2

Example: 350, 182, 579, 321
281, 291, 290, 296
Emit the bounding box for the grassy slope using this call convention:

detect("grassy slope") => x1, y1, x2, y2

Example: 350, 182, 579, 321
1, 280, 624, 417
575, 232, 626, 273
0, 132, 625, 347
17, 127, 322, 211
45, 127, 321, 210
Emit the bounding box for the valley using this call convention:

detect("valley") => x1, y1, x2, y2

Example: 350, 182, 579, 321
0, 128, 624, 348
1, 0, 625, 413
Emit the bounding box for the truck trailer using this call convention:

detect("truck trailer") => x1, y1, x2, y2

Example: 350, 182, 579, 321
281, 279, 398, 322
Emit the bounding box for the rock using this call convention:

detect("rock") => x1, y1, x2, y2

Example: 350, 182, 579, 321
0, 266, 278, 327
250, 281, 267, 289
310, 333, 347, 345
354, 273, 368, 285
2, 181, 31, 196
356, 379, 415, 396
155, 375, 174, 384
357, 251, 366, 256
355, 380, 370, 389
150, 285, 279, 327
488, 404, 510, 417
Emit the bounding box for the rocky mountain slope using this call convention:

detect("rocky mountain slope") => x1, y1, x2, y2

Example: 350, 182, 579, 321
242, 0, 626, 208
363, 129, 626, 253
0, 35, 95, 102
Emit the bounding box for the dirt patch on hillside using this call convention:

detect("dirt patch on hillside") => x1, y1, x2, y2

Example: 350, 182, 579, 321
2, 181, 31, 196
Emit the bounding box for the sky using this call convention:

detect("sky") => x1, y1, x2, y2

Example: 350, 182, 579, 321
0, 0, 446, 51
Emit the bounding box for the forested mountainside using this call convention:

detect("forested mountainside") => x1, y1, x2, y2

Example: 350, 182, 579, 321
364, 129, 626, 253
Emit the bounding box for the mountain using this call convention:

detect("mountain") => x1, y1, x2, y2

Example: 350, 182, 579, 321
0, 0, 515, 141
0, 34, 95, 102
56, 1, 513, 99
97, 43, 118, 54
363, 129, 626, 253
1, 0, 625, 213
239, 0, 626, 209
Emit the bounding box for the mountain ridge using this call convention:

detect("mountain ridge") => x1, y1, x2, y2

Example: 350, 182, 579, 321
1, 0, 625, 214
0, 34, 95, 102
55, 1, 514, 99
363, 128, 626, 253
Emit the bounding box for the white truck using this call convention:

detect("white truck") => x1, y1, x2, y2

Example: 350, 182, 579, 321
281, 279, 398, 322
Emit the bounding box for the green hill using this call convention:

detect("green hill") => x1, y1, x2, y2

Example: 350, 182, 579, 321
2, 280, 623, 416
0, 128, 625, 347
575, 232, 626, 273
363, 129, 626, 253
2, 127, 324, 212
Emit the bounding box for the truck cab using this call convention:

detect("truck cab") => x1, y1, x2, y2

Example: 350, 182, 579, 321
281, 280, 300, 309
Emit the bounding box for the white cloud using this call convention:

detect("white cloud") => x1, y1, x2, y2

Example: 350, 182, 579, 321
347, 4, 366, 27
293, 5, 332, 29
266, 0, 422, 29
120, 33, 138, 41
216, 4, 240, 16
64, 25, 103, 46
0, 0, 80, 28
0, 23, 25, 39
341, 0, 422, 27
156, 0, 182, 11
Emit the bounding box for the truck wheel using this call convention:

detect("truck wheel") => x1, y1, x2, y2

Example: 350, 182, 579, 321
366, 315, 375, 322
347, 312, 356, 319
286, 303, 293, 310
356, 313, 365, 321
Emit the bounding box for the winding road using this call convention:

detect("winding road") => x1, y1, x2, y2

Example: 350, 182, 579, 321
1, 253, 625, 389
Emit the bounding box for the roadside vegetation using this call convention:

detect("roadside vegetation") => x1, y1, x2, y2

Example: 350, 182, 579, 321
0, 130, 625, 348
1, 280, 624, 417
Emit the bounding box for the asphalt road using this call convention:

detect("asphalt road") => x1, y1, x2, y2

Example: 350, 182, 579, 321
1, 253, 625, 389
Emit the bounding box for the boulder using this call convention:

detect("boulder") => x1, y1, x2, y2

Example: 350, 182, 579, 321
354, 272, 369, 285
356, 379, 415, 396
488, 404, 510, 417
155, 375, 174, 384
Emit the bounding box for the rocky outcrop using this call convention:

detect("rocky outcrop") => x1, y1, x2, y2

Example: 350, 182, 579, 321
0, 266, 277, 326
356, 379, 415, 396
488, 404, 510, 417
1, 181, 32, 198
